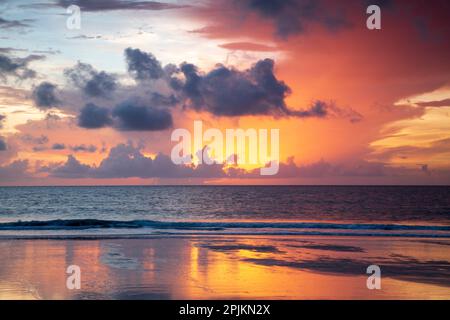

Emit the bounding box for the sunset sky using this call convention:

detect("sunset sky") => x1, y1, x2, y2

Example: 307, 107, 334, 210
0, 0, 449, 185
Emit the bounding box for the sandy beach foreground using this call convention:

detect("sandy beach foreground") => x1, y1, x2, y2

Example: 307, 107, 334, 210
0, 236, 449, 300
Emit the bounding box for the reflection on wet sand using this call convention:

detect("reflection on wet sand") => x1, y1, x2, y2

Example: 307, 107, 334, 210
0, 236, 449, 299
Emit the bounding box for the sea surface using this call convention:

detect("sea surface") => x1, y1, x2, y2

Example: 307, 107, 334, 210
0, 186, 449, 238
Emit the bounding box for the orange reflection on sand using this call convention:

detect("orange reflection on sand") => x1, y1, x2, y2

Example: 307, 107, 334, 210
0, 237, 449, 299
183, 238, 361, 299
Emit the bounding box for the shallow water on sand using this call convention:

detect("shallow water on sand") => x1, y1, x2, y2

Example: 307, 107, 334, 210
0, 236, 449, 299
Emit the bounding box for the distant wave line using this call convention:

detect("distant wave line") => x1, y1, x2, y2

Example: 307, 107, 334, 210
0, 219, 449, 232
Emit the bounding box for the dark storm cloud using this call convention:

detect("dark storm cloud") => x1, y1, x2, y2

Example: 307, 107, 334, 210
50, 143, 226, 179
178, 58, 333, 118
32, 82, 60, 109
64, 62, 117, 98
57, 0, 185, 12
51, 155, 91, 178
0, 160, 29, 180
305, 102, 363, 123
240, 158, 402, 179
124, 48, 164, 81
112, 100, 173, 131
0, 114, 5, 128
179, 59, 292, 116
150, 92, 178, 107
122, 49, 357, 121
47, 142, 447, 181
55, 48, 362, 129
237, 0, 352, 39
164, 63, 184, 90
92, 143, 154, 178
286, 100, 328, 117
52, 143, 66, 150
0, 53, 43, 81
77, 100, 173, 131
66, 48, 360, 133
0, 137, 6, 151
84, 72, 117, 97
240, 0, 449, 41
78, 103, 113, 129
93, 144, 221, 179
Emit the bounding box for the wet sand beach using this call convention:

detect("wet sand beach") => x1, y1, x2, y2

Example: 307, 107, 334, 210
0, 236, 449, 300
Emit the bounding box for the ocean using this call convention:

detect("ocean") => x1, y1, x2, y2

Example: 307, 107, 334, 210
0, 185, 449, 238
